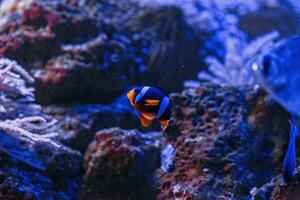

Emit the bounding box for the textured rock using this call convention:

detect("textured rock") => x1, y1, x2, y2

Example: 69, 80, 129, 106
0, 0, 204, 104
0, 129, 82, 200
249, 169, 300, 200
122, 5, 204, 92
82, 128, 162, 200
0, 0, 127, 103
158, 83, 290, 199
0, 1, 299, 200
43, 95, 161, 153
0, 54, 82, 199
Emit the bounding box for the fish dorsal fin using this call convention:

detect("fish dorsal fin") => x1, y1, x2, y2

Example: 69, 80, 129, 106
140, 114, 153, 127
153, 86, 169, 97
141, 112, 156, 120
145, 99, 160, 106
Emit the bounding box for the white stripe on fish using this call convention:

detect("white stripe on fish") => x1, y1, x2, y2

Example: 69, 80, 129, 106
157, 96, 169, 118
134, 86, 150, 104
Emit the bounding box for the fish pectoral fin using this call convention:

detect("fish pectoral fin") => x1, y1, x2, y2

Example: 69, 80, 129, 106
282, 120, 298, 182
140, 114, 153, 127
141, 112, 156, 120
158, 119, 169, 130
145, 99, 160, 106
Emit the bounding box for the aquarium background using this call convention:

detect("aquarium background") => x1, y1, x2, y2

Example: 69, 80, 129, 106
0, 0, 299, 199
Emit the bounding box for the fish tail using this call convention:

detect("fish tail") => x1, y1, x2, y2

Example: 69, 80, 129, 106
158, 119, 169, 131
282, 120, 298, 182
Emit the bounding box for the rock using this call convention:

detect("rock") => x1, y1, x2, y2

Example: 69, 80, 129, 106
122, 5, 205, 92
0, 1, 299, 200
250, 169, 300, 200
239, 7, 299, 40
0, 129, 82, 200
0, 0, 204, 104
82, 127, 162, 200
158, 83, 290, 199
0, 54, 82, 199
161, 144, 176, 173
43, 95, 161, 152
0, 0, 127, 103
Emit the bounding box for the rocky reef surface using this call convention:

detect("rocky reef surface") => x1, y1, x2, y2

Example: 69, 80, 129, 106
0, 0, 204, 104
0, 57, 82, 199
83, 128, 161, 200
158, 84, 290, 199
0, 0, 299, 200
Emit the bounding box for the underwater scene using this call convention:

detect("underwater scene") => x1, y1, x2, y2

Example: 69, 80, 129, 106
0, 0, 300, 199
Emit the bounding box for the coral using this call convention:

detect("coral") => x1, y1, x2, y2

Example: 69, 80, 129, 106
190, 0, 292, 88
140, 0, 282, 57
177, 0, 298, 88
42, 95, 149, 152
0, 1, 299, 200
0, 58, 40, 119
0, 128, 82, 200
0, 116, 59, 146
0, 58, 59, 146
0, 58, 82, 199
140, 0, 281, 19
197, 32, 280, 87
83, 127, 162, 200
239, 6, 299, 39
158, 83, 290, 199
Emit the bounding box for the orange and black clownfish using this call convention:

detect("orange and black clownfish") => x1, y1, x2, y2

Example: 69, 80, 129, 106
127, 86, 172, 130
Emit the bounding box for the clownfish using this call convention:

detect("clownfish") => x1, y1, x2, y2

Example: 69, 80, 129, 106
127, 86, 172, 130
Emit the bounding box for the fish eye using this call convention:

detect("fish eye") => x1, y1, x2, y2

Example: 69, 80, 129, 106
262, 56, 272, 75
134, 88, 141, 94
